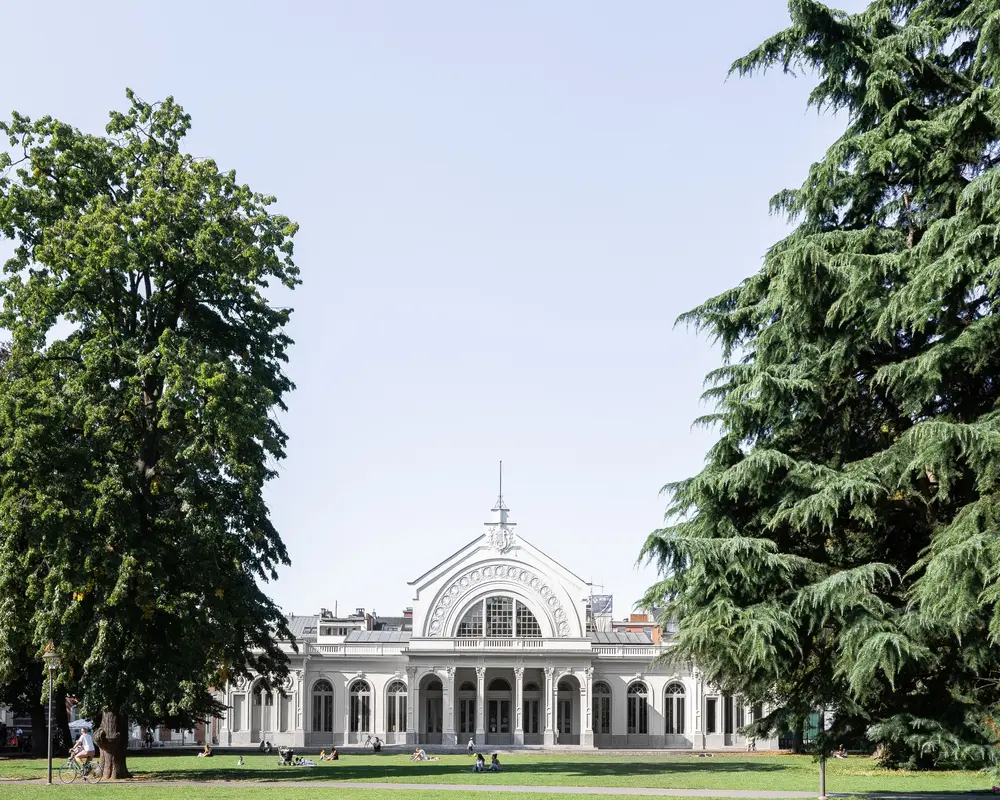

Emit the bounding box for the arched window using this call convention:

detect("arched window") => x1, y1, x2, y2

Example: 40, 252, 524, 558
593, 682, 611, 735
312, 679, 334, 733
488, 678, 511, 692
665, 682, 685, 735
251, 684, 263, 735
523, 682, 540, 692
455, 596, 543, 638
350, 680, 371, 733
557, 681, 572, 692
459, 681, 476, 692
386, 681, 407, 736
263, 690, 274, 731
425, 679, 442, 692
627, 682, 648, 735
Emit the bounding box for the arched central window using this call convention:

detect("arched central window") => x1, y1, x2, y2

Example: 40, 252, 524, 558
456, 596, 543, 638
312, 679, 334, 733
627, 682, 649, 735
665, 682, 685, 735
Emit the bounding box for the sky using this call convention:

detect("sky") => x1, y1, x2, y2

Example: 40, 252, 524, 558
3, 0, 867, 621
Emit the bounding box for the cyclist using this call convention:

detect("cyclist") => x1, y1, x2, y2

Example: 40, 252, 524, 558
70, 727, 96, 770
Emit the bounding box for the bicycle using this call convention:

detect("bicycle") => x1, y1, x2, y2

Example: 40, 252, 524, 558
362, 734, 383, 752
58, 755, 103, 784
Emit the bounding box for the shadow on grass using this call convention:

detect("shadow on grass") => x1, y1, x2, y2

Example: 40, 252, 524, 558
139, 757, 788, 784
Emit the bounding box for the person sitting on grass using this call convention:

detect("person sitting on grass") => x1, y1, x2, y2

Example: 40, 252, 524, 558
319, 748, 339, 761
489, 753, 502, 772
410, 747, 439, 762
237, 756, 244, 766
295, 757, 317, 767
473, 753, 485, 772
835, 744, 847, 759
198, 743, 213, 758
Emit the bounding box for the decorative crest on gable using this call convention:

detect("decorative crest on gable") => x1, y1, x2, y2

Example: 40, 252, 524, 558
484, 463, 517, 554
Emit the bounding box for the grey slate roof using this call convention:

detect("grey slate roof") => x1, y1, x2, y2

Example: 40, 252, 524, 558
286, 615, 319, 643
345, 630, 411, 643
589, 630, 653, 645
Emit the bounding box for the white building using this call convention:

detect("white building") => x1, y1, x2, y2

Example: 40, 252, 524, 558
217, 496, 779, 751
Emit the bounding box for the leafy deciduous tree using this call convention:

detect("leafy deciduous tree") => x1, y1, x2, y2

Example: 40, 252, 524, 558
0, 91, 299, 778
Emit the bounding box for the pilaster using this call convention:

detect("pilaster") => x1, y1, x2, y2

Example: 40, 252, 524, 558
444, 666, 456, 745
543, 667, 555, 745
405, 666, 417, 745
343, 676, 352, 746
581, 666, 594, 747
693, 668, 705, 750
475, 665, 486, 745
514, 666, 525, 745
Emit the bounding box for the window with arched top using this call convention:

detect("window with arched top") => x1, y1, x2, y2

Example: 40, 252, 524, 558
312, 679, 334, 733
488, 678, 511, 692
557, 681, 573, 692
425, 679, 443, 692
350, 680, 371, 733
627, 682, 649, 735
459, 681, 476, 692
455, 596, 543, 638
386, 681, 407, 735
523, 682, 540, 692
593, 681, 611, 735
665, 682, 685, 735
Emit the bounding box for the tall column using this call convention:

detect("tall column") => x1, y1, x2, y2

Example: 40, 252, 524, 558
543, 667, 555, 745
581, 667, 594, 747
444, 667, 456, 745
514, 666, 525, 745
405, 667, 417, 745
475, 666, 486, 745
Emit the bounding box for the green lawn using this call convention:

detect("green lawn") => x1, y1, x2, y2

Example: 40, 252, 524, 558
0, 751, 994, 794
0, 791, 782, 800
0, 753, 992, 800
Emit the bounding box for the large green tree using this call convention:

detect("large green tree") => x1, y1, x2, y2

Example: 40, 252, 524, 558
0, 92, 299, 778
643, 0, 1000, 767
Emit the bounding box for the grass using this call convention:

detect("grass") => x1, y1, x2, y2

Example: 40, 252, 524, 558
0, 751, 994, 794
0, 791, 794, 800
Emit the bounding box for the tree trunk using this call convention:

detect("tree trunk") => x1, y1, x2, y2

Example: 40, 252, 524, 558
95, 710, 130, 780
792, 724, 805, 755
29, 704, 47, 757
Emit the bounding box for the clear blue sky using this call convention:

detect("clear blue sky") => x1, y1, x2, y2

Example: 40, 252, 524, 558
5, 1, 864, 620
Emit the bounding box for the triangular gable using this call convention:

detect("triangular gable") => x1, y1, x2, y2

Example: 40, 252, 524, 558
407, 532, 591, 601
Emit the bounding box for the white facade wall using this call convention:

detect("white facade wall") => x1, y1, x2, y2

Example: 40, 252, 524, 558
217, 507, 780, 751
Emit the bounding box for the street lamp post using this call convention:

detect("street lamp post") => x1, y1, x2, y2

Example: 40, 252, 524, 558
42, 647, 60, 785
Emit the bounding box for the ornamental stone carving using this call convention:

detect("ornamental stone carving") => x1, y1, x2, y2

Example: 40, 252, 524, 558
427, 563, 571, 638
486, 524, 516, 554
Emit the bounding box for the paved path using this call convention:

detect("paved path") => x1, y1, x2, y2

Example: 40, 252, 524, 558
37, 779, 995, 798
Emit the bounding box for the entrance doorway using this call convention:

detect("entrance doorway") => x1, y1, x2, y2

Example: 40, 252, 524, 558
522, 682, 542, 745
457, 681, 476, 740
723, 694, 745, 747
486, 678, 512, 745
421, 676, 443, 745
556, 678, 580, 745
